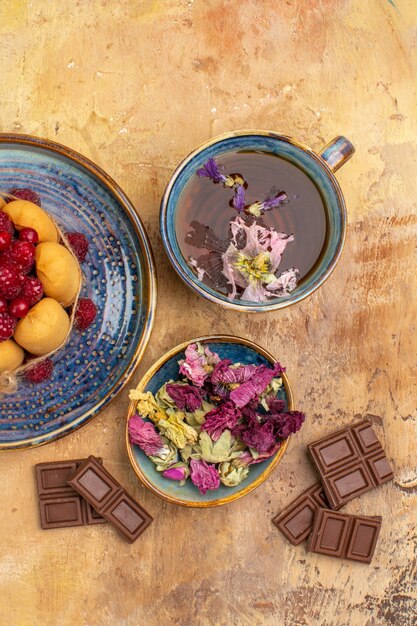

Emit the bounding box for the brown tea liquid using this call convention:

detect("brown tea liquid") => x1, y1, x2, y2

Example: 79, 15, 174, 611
176, 150, 328, 295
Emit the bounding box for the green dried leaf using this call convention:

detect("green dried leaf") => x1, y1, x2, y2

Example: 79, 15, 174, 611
199, 429, 236, 463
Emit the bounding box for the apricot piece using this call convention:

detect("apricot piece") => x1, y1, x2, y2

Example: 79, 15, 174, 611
35, 242, 81, 306
3, 200, 59, 242
0, 339, 24, 371
14, 298, 70, 356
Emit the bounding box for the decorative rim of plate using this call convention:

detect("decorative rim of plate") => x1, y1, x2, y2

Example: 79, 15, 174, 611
160, 129, 347, 312
126, 334, 293, 508
0, 133, 157, 450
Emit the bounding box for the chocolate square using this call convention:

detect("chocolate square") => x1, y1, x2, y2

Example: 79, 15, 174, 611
35, 459, 106, 530
68, 456, 153, 543
272, 483, 332, 545
308, 420, 393, 509
309, 508, 382, 564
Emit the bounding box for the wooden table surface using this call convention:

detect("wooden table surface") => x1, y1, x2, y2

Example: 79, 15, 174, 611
1, 1, 416, 625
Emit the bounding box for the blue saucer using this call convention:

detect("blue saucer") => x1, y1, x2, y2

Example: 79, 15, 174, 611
0, 134, 156, 449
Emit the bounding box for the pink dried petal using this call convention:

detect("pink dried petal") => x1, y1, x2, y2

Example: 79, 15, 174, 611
201, 401, 241, 441
128, 414, 166, 456
190, 459, 220, 494
229, 363, 283, 408
162, 466, 188, 481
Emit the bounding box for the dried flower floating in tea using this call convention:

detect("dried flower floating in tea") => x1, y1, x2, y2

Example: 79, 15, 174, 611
187, 157, 300, 302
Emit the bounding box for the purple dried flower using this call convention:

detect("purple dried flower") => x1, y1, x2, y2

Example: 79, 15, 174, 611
165, 383, 203, 412
233, 451, 254, 467
190, 459, 221, 494
266, 397, 286, 413
229, 362, 284, 408
196, 158, 227, 184
211, 359, 259, 386
162, 465, 189, 481
232, 185, 246, 212
201, 401, 241, 441
265, 411, 306, 438
128, 414, 166, 456
233, 419, 276, 454
247, 191, 287, 216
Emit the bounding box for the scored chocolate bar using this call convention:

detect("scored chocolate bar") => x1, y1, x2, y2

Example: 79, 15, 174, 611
35, 459, 107, 529
68, 455, 153, 544
308, 508, 382, 564
272, 483, 331, 545
308, 419, 394, 509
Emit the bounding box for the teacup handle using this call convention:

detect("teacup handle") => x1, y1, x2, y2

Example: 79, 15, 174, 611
319, 136, 355, 172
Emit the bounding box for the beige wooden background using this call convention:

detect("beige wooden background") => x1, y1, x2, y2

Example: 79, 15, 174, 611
0, 1, 416, 625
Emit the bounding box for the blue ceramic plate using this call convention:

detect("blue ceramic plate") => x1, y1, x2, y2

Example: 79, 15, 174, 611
0, 134, 156, 450
126, 336, 293, 507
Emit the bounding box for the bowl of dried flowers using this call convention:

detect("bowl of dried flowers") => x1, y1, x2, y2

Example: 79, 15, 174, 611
126, 335, 305, 507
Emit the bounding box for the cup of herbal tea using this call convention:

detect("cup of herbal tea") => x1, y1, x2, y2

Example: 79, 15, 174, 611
160, 131, 354, 312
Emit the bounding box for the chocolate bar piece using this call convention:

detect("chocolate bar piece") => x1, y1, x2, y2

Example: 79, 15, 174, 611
308, 420, 394, 509
67, 456, 153, 543
308, 508, 382, 564
35, 459, 107, 529
272, 483, 331, 545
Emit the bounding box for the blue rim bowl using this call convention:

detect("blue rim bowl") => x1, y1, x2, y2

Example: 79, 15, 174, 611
160, 130, 349, 312
126, 335, 294, 508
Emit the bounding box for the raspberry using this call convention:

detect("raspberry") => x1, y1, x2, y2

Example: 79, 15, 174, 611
0, 211, 14, 236
19, 227, 39, 244
0, 262, 24, 299
24, 358, 54, 383
9, 240, 35, 273
21, 275, 43, 306
74, 298, 97, 330
8, 297, 30, 318
0, 312, 17, 341
67, 232, 89, 262
0, 297, 7, 313
0, 231, 12, 252
8, 188, 41, 206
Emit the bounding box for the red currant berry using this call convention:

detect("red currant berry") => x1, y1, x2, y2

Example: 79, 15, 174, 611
8, 297, 30, 318
0, 261, 24, 299
21, 275, 43, 306
0, 312, 17, 341
0, 231, 12, 252
19, 227, 39, 244
24, 358, 54, 383
9, 240, 35, 273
